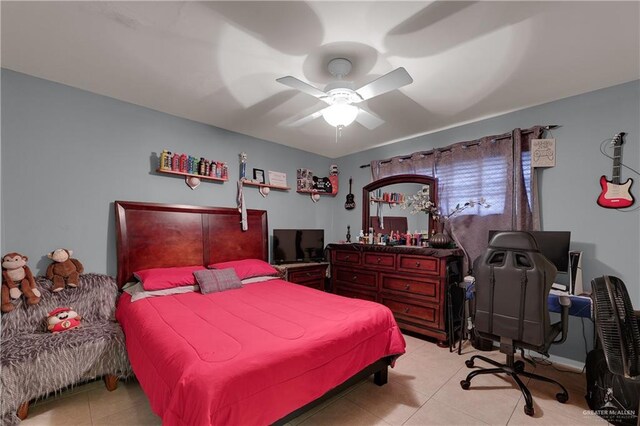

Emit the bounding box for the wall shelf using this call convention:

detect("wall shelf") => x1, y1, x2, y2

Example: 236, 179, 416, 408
242, 180, 290, 191
369, 197, 404, 205
156, 168, 227, 189
296, 190, 337, 197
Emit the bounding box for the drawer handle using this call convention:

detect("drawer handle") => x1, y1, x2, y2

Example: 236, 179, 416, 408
377, 257, 382, 264
306, 272, 312, 277
404, 307, 410, 314
415, 261, 421, 267
345, 255, 350, 260
404, 284, 411, 290
352, 275, 357, 281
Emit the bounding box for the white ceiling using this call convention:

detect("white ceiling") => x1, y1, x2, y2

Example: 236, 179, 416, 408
2, 1, 639, 158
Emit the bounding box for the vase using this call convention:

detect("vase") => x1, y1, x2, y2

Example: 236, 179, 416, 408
429, 222, 451, 249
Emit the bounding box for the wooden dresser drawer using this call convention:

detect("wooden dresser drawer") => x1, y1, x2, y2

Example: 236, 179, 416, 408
336, 287, 377, 302
381, 296, 439, 327
333, 250, 361, 265
363, 252, 395, 269
282, 264, 327, 291
397, 255, 439, 275
335, 268, 377, 289
381, 274, 439, 301
289, 268, 324, 283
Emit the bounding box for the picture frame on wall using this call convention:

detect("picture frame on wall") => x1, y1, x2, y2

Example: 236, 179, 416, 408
268, 171, 287, 187
253, 168, 265, 184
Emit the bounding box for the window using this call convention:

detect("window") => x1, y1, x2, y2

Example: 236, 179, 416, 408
436, 155, 507, 217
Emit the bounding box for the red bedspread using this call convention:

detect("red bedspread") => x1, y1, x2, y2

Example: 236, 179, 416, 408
116, 279, 405, 425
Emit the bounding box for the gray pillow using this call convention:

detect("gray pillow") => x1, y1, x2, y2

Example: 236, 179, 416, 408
193, 268, 242, 295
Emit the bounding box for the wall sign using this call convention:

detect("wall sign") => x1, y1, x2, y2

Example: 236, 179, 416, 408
531, 139, 556, 168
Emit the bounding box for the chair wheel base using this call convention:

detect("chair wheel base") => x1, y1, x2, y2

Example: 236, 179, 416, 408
524, 405, 534, 416
465, 360, 474, 368
460, 380, 471, 390
556, 393, 568, 403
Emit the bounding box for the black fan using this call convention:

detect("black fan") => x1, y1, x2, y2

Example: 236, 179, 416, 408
591, 275, 640, 379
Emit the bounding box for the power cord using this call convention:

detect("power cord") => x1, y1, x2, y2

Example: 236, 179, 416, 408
599, 137, 640, 212
523, 317, 592, 375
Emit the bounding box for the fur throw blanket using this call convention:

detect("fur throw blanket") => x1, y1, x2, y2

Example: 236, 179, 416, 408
0, 274, 132, 425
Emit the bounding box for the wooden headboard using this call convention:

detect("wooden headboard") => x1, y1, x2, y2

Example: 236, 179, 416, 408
115, 201, 268, 287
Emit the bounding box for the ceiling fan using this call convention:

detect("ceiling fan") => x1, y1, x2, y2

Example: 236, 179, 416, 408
276, 58, 413, 130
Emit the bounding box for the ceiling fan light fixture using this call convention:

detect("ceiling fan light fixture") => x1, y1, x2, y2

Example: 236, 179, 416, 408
322, 103, 358, 128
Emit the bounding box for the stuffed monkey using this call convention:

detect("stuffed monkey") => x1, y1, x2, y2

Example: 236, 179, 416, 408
1, 253, 41, 313
46, 249, 84, 292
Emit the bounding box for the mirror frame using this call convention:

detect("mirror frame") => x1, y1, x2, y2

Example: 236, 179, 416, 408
362, 174, 438, 235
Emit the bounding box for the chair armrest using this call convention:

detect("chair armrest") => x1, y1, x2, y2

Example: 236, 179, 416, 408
553, 295, 572, 344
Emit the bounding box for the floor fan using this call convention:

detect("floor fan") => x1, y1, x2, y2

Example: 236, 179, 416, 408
587, 276, 640, 425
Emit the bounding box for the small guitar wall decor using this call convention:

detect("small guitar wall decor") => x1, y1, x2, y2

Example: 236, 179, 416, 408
597, 132, 635, 209
345, 177, 356, 210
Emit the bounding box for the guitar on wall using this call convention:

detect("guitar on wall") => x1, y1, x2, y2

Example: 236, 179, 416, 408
597, 132, 635, 209
345, 177, 356, 210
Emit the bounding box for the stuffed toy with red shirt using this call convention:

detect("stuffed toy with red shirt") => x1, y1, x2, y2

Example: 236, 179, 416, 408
46, 248, 84, 292
47, 307, 82, 333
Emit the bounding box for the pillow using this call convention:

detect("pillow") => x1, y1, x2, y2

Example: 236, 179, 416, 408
193, 268, 242, 295
123, 282, 199, 302
208, 259, 277, 280
134, 265, 205, 291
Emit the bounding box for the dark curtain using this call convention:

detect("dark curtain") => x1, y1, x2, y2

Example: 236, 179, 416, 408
370, 126, 544, 272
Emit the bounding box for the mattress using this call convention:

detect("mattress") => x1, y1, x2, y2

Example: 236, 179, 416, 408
116, 279, 405, 425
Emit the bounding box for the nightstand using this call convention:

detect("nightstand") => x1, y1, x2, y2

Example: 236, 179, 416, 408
273, 262, 329, 291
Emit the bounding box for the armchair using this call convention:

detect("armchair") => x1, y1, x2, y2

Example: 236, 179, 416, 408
460, 231, 571, 416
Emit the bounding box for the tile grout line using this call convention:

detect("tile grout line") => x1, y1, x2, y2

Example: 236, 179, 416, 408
432, 366, 499, 425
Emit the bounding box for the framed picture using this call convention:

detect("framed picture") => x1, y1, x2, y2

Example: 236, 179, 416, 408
253, 168, 265, 184
268, 171, 287, 187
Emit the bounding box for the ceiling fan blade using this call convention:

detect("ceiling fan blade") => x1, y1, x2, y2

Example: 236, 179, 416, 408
355, 67, 413, 101
276, 76, 328, 99
286, 106, 329, 127
356, 108, 385, 130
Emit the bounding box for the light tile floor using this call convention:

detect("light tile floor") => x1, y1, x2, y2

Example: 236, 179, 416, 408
20, 334, 605, 425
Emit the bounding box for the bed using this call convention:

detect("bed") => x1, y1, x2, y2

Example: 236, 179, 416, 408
114, 201, 405, 425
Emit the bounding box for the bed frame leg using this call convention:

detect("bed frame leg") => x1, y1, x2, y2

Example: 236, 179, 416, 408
103, 374, 119, 391
17, 401, 29, 420
374, 365, 388, 386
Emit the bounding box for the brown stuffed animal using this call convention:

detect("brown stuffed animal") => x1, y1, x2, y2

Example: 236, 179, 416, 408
46, 249, 84, 292
2, 252, 41, 313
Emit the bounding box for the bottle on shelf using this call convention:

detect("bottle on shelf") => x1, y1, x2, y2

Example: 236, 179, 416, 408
198, 157, 206, 175
179, 153, 187, 172
160, 150, 171, 170
171, 153, 180, 171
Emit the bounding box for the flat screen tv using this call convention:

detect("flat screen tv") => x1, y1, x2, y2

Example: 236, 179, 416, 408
272, 229, 325, 264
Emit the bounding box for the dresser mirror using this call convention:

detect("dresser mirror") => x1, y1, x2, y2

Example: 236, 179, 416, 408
362, 174, 438, 237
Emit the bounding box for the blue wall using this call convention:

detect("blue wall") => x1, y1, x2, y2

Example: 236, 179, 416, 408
1, 69, 336, 276
3, 68, 638, 363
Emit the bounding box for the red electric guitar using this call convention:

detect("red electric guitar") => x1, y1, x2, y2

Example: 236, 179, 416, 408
597, 132, 634, 209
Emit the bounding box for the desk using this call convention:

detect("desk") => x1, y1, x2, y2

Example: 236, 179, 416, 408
548, 291, 592, 318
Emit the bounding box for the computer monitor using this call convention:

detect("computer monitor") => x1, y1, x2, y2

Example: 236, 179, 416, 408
488, 230, 571, 274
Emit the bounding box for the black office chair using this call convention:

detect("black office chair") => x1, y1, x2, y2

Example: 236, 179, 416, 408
460, 231, 571, 416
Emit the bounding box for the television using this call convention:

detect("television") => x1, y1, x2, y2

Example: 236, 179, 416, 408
488, 231, 571, 273
272, 229, 325, 264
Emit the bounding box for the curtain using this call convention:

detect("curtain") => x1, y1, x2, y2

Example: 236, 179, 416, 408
370, 126, 544, 272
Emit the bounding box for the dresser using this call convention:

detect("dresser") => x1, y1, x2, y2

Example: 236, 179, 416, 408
326, 244, 463, 345
273, 262, 329, 291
